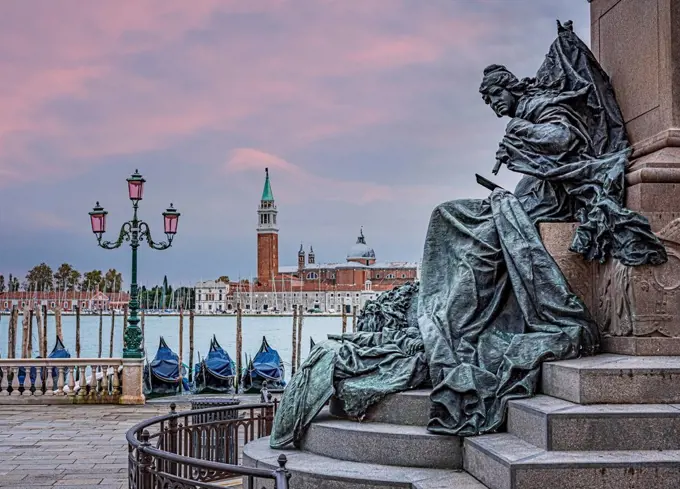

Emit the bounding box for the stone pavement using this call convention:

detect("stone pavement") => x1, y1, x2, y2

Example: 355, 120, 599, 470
0, 401, 188, 489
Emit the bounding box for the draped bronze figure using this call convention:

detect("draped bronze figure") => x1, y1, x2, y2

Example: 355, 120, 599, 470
270, 21, 667, 448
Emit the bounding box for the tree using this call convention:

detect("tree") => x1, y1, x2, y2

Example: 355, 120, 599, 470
0, 275, 5, 292
104, 269, 123, 292
68, 269, 82, 291
217, 276, 230, 284
7, 274, 19, 292
82, 270, 104, 292
54, 263, 80, 291
26, 263, 54, 291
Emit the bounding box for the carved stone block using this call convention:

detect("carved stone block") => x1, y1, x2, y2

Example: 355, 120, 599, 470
594, 218, 680, 353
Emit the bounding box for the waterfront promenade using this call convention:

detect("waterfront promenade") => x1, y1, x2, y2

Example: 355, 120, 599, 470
0, 402, 186, 488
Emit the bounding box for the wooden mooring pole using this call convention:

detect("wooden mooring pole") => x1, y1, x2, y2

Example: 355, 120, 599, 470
141, 309, 146, 351
35, 305, 44, 358
179, 308, 184, 393
55, 307, 63, 342
296, 305, 303, 369
236, 303, 243, 388
189, 310, 195, 383
291, 305, 298, 376
341, 304, 347, 334
21, 306, 30, 358
123, 305, 128, 351
41, 305, 47, 357
8, 305, 18, 359
109, 309, 115, 358
352, 305, 357, 333
28, 308, 33, 355
75, 305, 81, 358
98, 308, 103, 358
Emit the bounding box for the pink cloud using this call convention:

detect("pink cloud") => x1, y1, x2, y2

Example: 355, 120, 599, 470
0, 1, 491, 188
224, 147, 449, 206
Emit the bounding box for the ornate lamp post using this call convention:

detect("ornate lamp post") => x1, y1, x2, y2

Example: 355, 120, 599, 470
89, 170, 180, 358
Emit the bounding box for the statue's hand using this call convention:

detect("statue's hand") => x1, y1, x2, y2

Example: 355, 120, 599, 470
405, 338, 425, 356
493, 142, 510, 175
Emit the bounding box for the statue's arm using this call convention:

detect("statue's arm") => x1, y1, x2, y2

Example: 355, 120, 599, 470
498, 113, 580, 176
504, 117, 574, 154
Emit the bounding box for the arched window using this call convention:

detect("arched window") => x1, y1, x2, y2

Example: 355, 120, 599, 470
401, 273, 407, 278
306, 272, 319, 280
386, 273, 395, 279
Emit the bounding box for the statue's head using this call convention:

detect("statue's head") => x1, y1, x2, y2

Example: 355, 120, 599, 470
479, 64, 527, 118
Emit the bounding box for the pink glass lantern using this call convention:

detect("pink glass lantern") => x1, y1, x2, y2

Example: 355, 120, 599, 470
127, 170, 146, 201
163, 204, 180, 235
89, 202, 108, 234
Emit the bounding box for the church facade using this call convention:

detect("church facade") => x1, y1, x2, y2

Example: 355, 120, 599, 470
212, 168, 419, 313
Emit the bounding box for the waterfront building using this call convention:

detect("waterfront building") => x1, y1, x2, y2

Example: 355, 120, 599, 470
194, 279, 230, 313
0, 291, 130, 312
195, 168, 419, 314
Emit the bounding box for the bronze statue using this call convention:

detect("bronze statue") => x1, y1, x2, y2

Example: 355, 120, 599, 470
270, 21, 667, 447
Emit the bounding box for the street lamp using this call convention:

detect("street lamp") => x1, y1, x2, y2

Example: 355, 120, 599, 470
89, 170, 180, 358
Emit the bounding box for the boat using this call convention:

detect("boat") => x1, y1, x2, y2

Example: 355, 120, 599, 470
144, 337, 189, 396
193, 335, 236, 394
241, 336, 286, 393
16, 336, 71, 391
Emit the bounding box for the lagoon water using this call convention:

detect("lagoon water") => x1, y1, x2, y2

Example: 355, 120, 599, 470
0, 314, 346, 381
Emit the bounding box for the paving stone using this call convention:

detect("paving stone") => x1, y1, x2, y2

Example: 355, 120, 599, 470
0, 402, 171, 488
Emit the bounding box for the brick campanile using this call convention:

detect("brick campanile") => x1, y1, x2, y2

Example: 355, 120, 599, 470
257, 167, 279, 285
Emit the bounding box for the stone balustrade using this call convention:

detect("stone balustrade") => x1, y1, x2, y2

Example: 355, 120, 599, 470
0, 358, 126, 404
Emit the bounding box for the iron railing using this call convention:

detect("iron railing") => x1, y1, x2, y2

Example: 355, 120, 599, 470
127, 398, 289, 489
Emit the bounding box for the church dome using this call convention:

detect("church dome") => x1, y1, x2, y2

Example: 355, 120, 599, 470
347, 228, 375, 261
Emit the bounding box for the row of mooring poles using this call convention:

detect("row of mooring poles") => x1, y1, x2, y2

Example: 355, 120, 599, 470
3, 305, 126, 359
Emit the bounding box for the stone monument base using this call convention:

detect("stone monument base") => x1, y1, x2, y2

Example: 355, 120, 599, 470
244, 354, 680, 489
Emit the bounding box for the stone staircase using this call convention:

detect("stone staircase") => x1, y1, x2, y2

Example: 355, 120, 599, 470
465, 354, 680, 489
244, 354, 680, 488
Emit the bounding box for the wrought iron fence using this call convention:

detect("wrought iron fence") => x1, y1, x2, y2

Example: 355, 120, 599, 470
127, 398, 289, 489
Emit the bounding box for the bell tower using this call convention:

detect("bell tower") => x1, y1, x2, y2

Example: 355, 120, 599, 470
257, 168, 278, 285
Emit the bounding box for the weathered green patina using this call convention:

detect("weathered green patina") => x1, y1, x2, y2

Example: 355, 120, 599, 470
270, 21, 668, 448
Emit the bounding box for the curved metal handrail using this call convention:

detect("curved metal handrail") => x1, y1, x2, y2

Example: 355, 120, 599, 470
126, 401, 274, 446
127, 400, 289, 489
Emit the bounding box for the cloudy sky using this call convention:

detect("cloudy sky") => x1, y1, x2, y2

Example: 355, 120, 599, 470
0, 1, 591, 287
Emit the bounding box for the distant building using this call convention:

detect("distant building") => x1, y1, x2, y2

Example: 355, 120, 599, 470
194, 280, 229, 313
195, 168, 419, 314
0, 291, 130, 312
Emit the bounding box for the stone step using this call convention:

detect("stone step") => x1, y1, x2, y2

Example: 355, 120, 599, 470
541, 354, 680, 404
508, 395, 680, 451
329, 389, 431, 426
243, 437, 487, 489
301, 412, 462, 469
464, 433, 680, 489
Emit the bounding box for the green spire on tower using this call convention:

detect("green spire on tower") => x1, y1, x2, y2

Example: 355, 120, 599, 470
261, 167, 274, 202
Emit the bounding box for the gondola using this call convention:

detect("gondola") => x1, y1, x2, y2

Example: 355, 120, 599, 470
144, 337, 189, 395
241, 336, 286, 393
15, 336, 71, 392
193, 335, 236, 394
